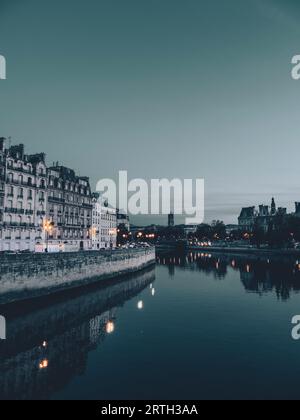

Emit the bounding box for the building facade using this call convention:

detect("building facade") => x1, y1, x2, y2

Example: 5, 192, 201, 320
45, 165, 93, 252
0, 142, 47, 252
238, 198, 287, 233
0, 138, 93, 253
0, 139, 6, 229
92, 193, 117, 250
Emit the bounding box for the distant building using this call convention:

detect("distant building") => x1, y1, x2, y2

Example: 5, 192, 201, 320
175, 224, 197, 236
226, 224, 239, 235
168, 213, 174, 227
92, 194, 117, 250
238, 206, 256, 232
116, 209, 130, 231
238, 198, 287, 233
295, 202, 300, 217
271, 197, 276, 215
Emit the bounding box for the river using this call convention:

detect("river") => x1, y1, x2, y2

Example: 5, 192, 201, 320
1, 250, 300, 400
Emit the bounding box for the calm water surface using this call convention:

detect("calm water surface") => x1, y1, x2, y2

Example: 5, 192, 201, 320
1, 251, 300, 400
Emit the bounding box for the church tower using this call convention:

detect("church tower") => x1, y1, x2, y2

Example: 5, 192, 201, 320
271, 197, 276, 215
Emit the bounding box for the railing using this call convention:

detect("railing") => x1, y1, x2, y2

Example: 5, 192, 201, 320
6, 165, 32, 174
3, 222, 36, 228
5, 208, 25, 214
6, 178, 37, 187
4, 208, 34, 215
48, 196, 65, 203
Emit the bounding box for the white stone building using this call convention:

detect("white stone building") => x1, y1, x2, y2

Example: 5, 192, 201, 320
92, 194, 117, 250
0, 139, 93, 253
1, 143, 47, 252
44, 165, 93, 253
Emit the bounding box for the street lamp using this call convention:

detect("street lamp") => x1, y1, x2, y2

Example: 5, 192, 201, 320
43, 219, 54, 252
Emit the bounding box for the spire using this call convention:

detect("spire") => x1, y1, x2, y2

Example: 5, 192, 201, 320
271, 197, 276, 215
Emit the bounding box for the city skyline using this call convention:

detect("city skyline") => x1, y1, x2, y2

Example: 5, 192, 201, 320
1, 0, 300, 224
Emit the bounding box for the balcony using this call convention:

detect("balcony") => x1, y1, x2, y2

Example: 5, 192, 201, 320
6, 177, 37, 187
4, 208, 25, 215
7, 165, 32, 175
48, 196, 65, 203
3, 222, 35, 228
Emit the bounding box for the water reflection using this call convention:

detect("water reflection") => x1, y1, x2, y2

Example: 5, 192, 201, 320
0, 268, 155, 400
156, 251, 300, 301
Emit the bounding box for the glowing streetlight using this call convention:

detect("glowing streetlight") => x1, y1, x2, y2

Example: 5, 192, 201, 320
43, 219, 54, 252
106, 321, 115, 334
39, 359, 49, 370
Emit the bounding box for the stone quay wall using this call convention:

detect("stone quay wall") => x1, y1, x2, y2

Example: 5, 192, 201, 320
0, 248, 156, 305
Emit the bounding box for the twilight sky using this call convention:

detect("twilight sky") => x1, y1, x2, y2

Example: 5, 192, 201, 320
0, 0, 300, 225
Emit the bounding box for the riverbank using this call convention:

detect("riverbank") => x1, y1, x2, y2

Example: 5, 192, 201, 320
187, 245, 300, 257
156, 243, 300, 258
0, 248, 155, 306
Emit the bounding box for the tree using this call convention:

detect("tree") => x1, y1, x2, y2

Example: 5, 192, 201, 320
211, 220, 226, 240
196, 224, 212, 240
